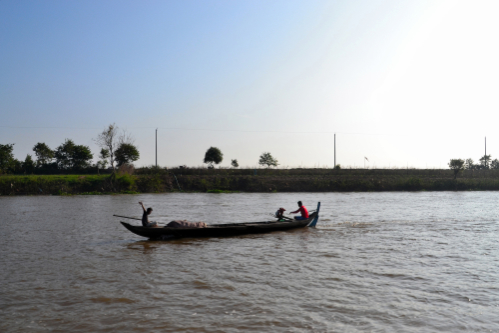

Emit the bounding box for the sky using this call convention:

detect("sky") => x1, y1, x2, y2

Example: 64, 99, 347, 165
2, 0, 499, 169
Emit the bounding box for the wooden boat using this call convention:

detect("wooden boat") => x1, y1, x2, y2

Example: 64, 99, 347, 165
120, 202, 321, 240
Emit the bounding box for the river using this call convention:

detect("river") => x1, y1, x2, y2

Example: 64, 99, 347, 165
1, 192, 499, 332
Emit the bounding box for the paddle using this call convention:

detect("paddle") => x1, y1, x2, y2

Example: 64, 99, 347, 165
113, 214, 163, 225
113, 214, 141, 220
268, 213, 294, 221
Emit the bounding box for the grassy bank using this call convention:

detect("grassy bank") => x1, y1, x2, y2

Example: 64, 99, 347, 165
3, 169, 499, 195
0, 173, 174, 195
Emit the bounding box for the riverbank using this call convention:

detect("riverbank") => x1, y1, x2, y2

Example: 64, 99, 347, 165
3, 168, 499, 195
0, 173, 173, 195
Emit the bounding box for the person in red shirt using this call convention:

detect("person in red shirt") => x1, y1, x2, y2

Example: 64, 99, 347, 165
290, 201, 309, 220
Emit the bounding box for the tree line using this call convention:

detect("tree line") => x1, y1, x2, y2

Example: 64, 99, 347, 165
202, 147, 279, 169
0, 124, 139, 174
448, 154, 499, 179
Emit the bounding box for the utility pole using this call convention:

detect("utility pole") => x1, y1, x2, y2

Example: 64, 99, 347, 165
485, 136, 487, 156
155, 128, 158, 167
334, 133, 336, 168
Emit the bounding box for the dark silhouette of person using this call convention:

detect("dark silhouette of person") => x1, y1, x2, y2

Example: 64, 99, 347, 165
139, 202, 159, 227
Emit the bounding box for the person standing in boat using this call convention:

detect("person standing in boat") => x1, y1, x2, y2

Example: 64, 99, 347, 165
290, 201, 309, 220
139, 202, 159, 227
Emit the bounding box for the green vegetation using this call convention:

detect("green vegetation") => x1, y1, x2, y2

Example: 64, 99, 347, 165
458, 155, 499, 171
206, 189, 239, 193
54, 139, 93, 169
203, 147, 223, 168
94, 123, 139, 171
0, 172, 172, 195
5, 168, 499, 195
448, 159, 464, 179
1, 124, 141, 175
259, 152, 279, 168
97, 148, 110, 170
5, 131, 499, 194
479, 154, 492, 169
33, 142, 54, 166
115, 143, 140, 166
0, 143, 15, 172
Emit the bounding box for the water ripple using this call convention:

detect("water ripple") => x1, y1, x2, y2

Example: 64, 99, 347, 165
2, 192, 499, 332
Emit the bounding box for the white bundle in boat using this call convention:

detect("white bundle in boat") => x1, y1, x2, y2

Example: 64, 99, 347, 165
166, 220, 207, 228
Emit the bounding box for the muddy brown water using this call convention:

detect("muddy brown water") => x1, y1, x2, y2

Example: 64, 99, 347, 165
1, 192, 499, 332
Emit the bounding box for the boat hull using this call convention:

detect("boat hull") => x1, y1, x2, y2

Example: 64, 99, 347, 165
120, 212, 318, 240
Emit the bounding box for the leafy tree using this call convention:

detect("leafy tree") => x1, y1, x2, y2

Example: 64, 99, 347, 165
334, 164, 341, 170
259, 152, 279, 168
464, 158, 474, 170
479, 154, 492, 169
72, 145, 93, 169
491, 159, 499, 170
115, 143, 140, 166
204, 147, 223, 168
23, 154, 35, 174
32, 142, 54, 166
231, 159, 239, 168
55, 139, 75, 169
0, 143, 15, 173
9, 159, 23, 174
97, 149, 109, 170
54, 139, 93, 169
448, 159, 464, 179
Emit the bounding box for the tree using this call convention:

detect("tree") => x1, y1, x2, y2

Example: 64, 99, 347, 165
32, 142, 54, 166
204, 147, 223, 168
55, 139, 75, 169
464, 158, 474, 170
115, 143, 140, 166
72, 145, 93, 169
259, 152, 279, 168
448, 159, 464, 179
0, 143, 15, 173
94, 124, 119, 171
231, 159, 239, 168
54, 139, 93, 169
94, 124, 135, 171
9, 159, 23, 174
491, 159, 499, 170
479, 154, 492, 169
22, 154, 35, 174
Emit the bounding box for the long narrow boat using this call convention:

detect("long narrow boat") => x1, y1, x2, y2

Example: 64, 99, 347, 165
120, 202, 321, 240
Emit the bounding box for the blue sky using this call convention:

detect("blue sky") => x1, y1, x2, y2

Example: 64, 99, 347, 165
2, 0, 499, 168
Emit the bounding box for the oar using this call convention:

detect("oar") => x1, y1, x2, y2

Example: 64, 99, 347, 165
113, 214, 141, 220
113, 214, 164, 225
267, 213, 294, 221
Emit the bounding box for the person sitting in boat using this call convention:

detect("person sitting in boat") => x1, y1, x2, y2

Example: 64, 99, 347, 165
290, 201, 309, 220
139, 202, 159, 227
275, 207, 286, 220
